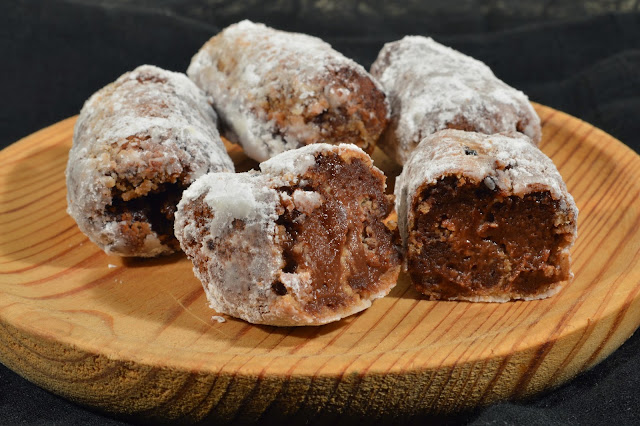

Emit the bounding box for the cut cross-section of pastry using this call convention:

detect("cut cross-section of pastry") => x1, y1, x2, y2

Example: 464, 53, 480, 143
187, 20, 389, 162
66, 65, 234, 257
175, 144, 402, 326
395, 129, 578, 302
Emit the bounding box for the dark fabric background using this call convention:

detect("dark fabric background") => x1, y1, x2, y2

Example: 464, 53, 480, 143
1, 0, 639, 424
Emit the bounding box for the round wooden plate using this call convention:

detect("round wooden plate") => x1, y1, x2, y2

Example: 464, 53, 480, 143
1, 104, 639, 423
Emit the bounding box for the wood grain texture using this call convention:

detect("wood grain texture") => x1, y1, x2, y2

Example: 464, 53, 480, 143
1, 104, 640, 423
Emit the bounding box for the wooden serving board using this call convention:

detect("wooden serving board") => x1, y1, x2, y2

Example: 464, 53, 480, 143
1, 104, 640, 423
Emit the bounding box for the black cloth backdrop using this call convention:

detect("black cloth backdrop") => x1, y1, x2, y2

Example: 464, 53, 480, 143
1, 1, 639, 424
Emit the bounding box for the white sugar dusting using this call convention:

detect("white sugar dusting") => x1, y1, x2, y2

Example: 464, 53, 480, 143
174, 144, 386, 325
187, 20, 386, 162
292, 190, 323, 214
370, 36, 541, 165
175, 170, 283, 324
260, 143, 367, 177
179, 171, 280, 241
259, 144, 321, 177
67, 65, 233, 257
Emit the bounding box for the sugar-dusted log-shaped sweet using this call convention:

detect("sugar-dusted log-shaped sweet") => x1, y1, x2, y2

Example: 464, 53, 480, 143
395, 130, 577, 302
370, 36, 541, 165
187, 20, 389, 162
67, 65, 234, 257
175, 144, 401, 326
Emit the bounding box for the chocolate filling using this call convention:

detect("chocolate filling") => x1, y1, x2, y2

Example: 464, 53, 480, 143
275, 154, 401, 314
106, 181, 186, 252
408, 176, 572, 299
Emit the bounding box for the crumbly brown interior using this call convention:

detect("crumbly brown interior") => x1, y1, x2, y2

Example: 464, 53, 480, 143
104, 136, 191, 254
408, 176, 573, 299
258, 67, 388, 154
106, 182, 185, 252
445, 114, 531, 137
174, 195, 214, 271
274, 153, 401, 315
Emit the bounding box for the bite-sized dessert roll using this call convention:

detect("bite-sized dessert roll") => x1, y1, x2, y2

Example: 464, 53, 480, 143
175, 144, 401, 326
370, 36, 541, 165
67, 65, 234, 257
187, 20, 389, 162
395, 130, 577, 302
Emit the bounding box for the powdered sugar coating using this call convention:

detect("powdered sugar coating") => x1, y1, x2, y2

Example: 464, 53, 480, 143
187, 20, 389, 162
371, 36, 541, 165
259, 142, 368, 177
395, 130, 577, 245
175, 171, 285, 321
175, 143, 399, 326
67, 65, 233, 257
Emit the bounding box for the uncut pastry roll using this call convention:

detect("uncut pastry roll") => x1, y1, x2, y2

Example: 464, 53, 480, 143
395, 130, 577, 302
187, 20, 389, 162
67, 65, 234, 257
175, 144, 402, 326
370, 36, 542, 165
